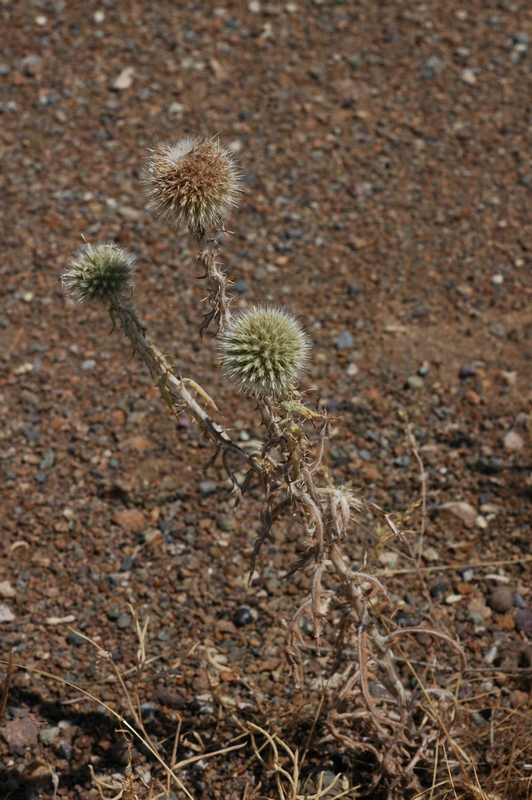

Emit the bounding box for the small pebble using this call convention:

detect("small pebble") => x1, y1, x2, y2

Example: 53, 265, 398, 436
234, 605, 258, 627
483, 645, 498, 664
439, 501, 477, 528
0, 604, 15, 622
168, 101, 184, 116
346, 362, 358, 377
40, 726, 61, 746
198, 480, 217, 496
513, 592, 528, 609
488, 586, 513, 613
511, 31, 529, 46
39, 449, 55, 470
430, 581, 450, 597
514, 608, 532, 634
112, 67, 134, 90
490, 323, 505, 338
394, 455, 411, 468
459, 362, 476, 379
445, 594, 464, 604
503, 430, 524, 452
116, 612, 132, 630
378, 551, 399, 570
216, 514, 236, 532
234, 279, 248, 293
461, 68, 477, 85
423, 56, 447, 78
21, 54, 42, 75
422, 546, 440, 562
190, 694, 215, 715
0, 581, 16, 598
335, 330, 354, 351
1, 717, 39, 749
66, 631, 86, 647
158, 519, 176, 535
405, 375, 424, 390
120, 555, 134, 572
113, 508, 146, 534
319, 771, 339, 790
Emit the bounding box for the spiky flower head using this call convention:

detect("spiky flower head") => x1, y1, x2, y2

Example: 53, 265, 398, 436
144, 136, 241, 235
219, 305, 311, 398
62, 243, 137, 304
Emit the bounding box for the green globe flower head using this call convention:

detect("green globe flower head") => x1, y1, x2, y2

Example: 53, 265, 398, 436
145, 136, 241, 235
219, 305, 311, 398
62, 243, 137, 304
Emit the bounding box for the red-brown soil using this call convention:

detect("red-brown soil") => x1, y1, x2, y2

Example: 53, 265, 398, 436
1, 2, 531, 798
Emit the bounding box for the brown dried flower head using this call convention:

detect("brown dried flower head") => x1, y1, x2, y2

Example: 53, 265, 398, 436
144, 136, 241, 235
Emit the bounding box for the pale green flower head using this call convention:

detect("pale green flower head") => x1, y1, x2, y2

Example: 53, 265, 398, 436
62, 243, 137, 304
219, 305, 311, 398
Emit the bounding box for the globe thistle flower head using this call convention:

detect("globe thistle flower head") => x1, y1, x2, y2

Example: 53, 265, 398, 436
62, 243, 137, 304
219, 305, 311, 398
145, 136, 241, 235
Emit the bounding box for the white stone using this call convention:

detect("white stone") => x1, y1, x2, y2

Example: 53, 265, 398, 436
422, 546, 440, 562
112, 67, 134, 90
439, 501, 478, 527
461, 68, 477, 85
446, 594, 463, 604
0, 604, 15, 622
503, 430, 524, 451
378, 551, 399, 570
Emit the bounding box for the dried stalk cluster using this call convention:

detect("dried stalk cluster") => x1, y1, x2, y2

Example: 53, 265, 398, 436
62, 136, 464, 797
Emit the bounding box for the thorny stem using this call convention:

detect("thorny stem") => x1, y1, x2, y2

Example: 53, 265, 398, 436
195, 229, 233, 336
109, 298, 261, 496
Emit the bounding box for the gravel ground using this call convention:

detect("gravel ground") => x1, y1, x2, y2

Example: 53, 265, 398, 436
1, 1, 531, 798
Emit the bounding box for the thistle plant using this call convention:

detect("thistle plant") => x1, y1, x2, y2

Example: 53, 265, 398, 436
62, 135, 465, 798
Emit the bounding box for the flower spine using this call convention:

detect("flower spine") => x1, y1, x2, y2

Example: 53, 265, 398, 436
144, 136, 241, 235
219, 305, 311, 398
62, 243, 137, 304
